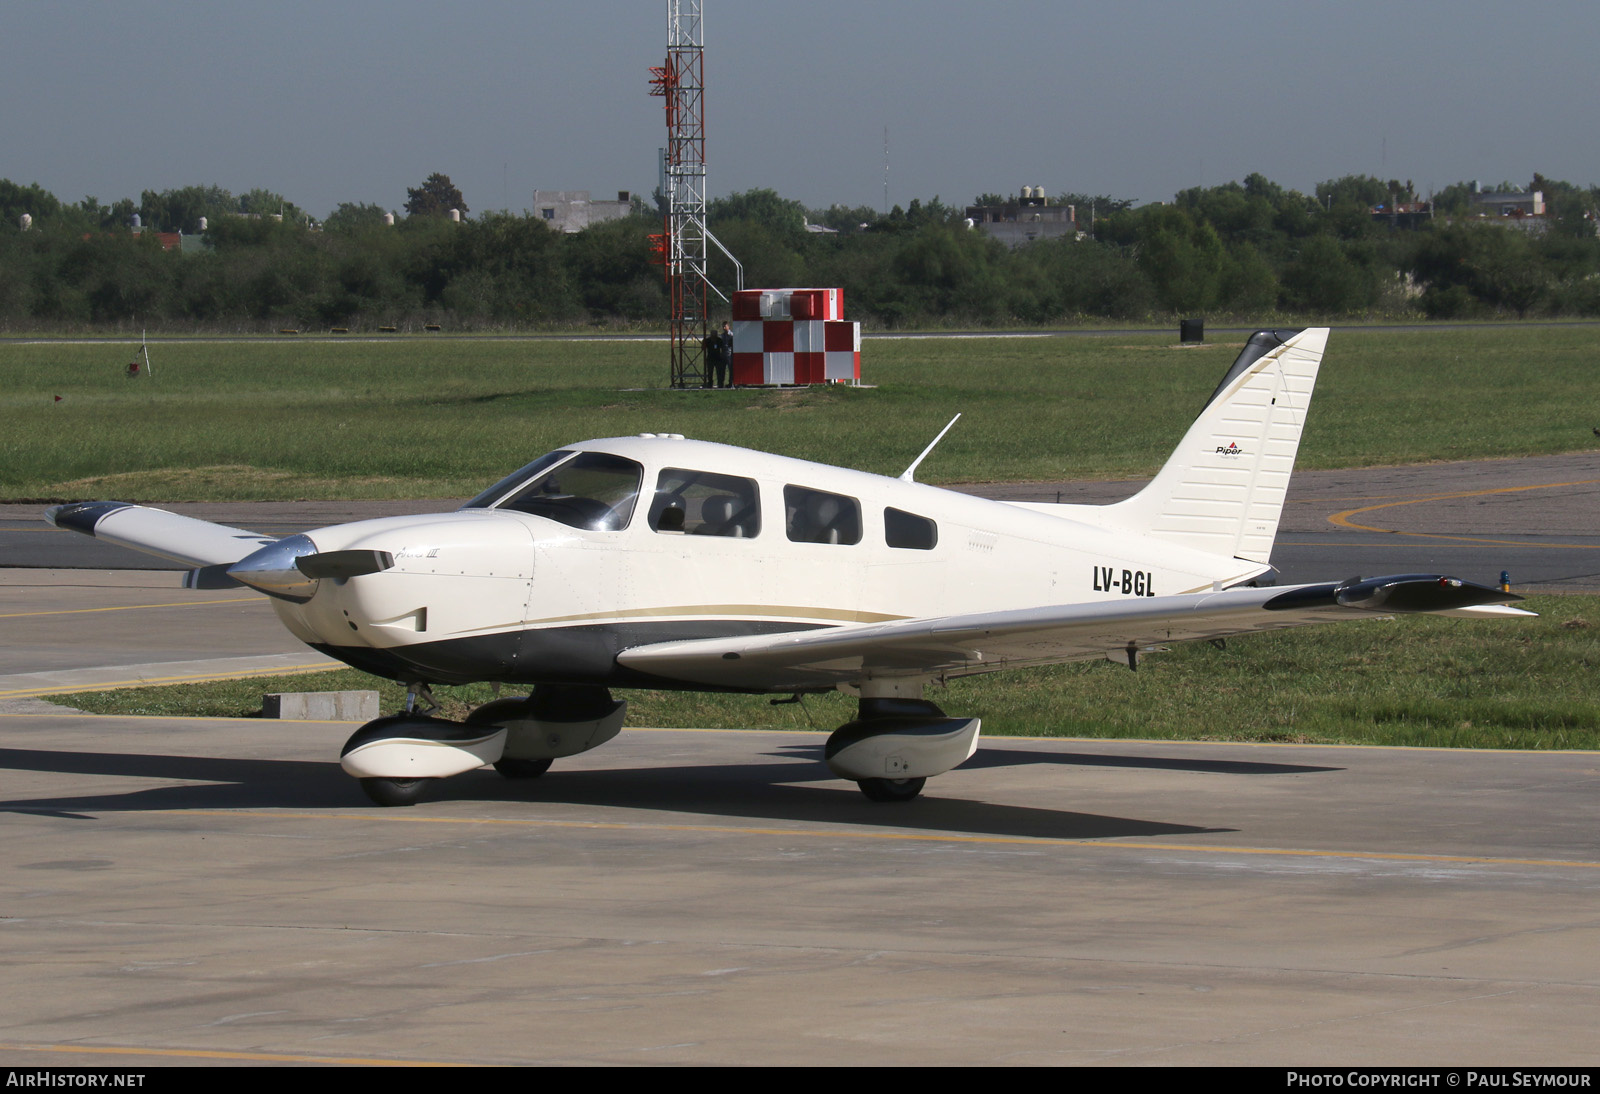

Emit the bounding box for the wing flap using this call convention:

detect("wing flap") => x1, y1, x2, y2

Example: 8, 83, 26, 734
617, 575, 1527, 690
45, 501, 277, 568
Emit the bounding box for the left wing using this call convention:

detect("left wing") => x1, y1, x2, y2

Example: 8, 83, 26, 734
617, 574, 1531, 692
45, 501, 276, 568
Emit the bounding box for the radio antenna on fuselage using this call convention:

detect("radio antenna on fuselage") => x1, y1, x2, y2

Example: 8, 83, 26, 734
898, 414, 961, 482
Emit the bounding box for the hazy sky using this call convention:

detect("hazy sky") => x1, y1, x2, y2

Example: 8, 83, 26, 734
5, 1, 1596, 219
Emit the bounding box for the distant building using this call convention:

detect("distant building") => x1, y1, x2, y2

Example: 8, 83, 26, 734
964, 187, 1077, 247
1369, 201, 1433, 230
1471, 189, 1545, 218
1452, 187, 1550, 233
533, 190, 634, 233
128, 225, 184, 252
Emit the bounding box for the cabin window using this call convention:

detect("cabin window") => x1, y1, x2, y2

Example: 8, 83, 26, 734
461, 450, 574, 510
490, 451, 642, 531
784, 485, 861, 545
884, 507, 937, 550
650, 468, 761, 538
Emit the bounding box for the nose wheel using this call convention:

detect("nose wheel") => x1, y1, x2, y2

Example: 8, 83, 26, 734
856, 776, 926, 802
493, 757, 554, 779
359, 777, 432, 807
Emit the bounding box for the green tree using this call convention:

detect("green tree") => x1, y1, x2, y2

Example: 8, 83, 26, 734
1280, 235, 1375, 312
1011, 236, 1154, 321
1130, 205, 1225, 312
324, 202, 395, 234
405, 173, 468, 218
807, 203, 880, 233
1431, 181, 1476, 216
1058, 193, 1136, 226
0, 179, 62, 226
1410, 222, 1550, 318
139, 185, 234, 233
708, 188, 807, 239
237, 188, 309, 224
707, 218, 804, 291
563, 216, 662, 320
1217, 242, 1279, 312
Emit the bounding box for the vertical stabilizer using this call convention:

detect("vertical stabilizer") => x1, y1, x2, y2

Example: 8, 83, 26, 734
1103, 327, 1328, 564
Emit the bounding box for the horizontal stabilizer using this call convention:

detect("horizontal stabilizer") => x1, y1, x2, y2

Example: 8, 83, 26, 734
1263, 574, 1525, 614
45, 501, 276, 568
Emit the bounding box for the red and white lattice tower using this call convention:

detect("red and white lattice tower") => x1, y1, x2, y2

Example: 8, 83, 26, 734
649, 1, 709, 388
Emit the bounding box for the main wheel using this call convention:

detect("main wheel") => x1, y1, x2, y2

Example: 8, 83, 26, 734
493, 757, 553, 779
857, 776, 926, 802
359, 777, 431, 807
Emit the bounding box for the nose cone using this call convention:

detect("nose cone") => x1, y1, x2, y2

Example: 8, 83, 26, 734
228, 534, 320, 602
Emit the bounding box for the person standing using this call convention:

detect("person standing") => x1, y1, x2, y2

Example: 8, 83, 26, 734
717, 321, 733, 388
700, 328, 722, 389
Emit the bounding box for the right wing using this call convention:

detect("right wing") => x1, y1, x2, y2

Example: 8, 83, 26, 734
617, 574, 1531, 692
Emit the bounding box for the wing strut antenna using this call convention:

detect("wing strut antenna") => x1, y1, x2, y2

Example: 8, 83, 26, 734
898, 414, 961, 483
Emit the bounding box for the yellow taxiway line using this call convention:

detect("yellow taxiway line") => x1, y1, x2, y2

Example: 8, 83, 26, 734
166, 808, 1600, 872
1328, 478, 1600, 548
0, 1041, 463, 1066
0, 597, 258, 620
0, 662, 342, 699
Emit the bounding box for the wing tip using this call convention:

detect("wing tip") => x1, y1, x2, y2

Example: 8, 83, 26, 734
44, 500, 132, 534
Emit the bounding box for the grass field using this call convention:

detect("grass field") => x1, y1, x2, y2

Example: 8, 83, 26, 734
47, 595, 1600, 751
3, 325, 1598, 501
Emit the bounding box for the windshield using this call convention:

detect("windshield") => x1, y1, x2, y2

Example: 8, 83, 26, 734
462, 450, 574, 510
490, 451, 643, 531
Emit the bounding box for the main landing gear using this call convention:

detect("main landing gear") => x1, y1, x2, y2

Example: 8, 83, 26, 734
339, 685, 625, 806
824, 697, 981, 803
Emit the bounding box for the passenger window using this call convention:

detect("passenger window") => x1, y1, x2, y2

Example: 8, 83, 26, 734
650, 468, 761, 538
785, 485, 861, 545
885, 507, 937, 550
494, 452, 642, 531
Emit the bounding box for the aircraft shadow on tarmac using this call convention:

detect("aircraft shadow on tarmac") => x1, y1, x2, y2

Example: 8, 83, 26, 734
0, 739, 1344, 841
950, 744, 1344, 776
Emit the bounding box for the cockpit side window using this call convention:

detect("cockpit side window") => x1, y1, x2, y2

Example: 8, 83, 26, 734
784, 485, 861, 545
884, 507, 938, 550
492, 452, 643, 531
650, 468, 761, 538
461, 450, 574, 510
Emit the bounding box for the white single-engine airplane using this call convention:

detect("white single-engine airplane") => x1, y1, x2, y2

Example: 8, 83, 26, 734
47, 328, 1531, 806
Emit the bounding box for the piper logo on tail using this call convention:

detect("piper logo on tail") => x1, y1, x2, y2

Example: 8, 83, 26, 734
1216, 442, 1244, 457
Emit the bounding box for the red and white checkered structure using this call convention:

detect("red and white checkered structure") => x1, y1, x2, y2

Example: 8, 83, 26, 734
729, 288, 860, 385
